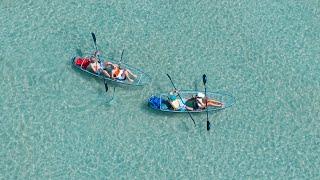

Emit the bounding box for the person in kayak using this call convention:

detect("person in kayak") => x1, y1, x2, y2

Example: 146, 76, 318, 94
191, 92, 224, 109
104, 62, 137, 82
86, 56, 112, 78
167, 90, 194, 111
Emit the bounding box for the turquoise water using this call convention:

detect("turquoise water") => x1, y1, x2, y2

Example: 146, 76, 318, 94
1, 0, 319, 179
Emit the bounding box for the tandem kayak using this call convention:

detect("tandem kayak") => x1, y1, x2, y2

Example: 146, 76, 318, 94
148, 90, 235, 113
71, 55, 152, 86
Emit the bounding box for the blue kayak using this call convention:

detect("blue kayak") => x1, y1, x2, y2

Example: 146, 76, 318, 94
72, 55, 152, 86
148, 90, 235, 113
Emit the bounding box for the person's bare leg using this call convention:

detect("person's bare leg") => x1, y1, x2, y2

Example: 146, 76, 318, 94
86, 63, 95, 73
207, 99, 223, 107
87, 62, 100, 73
124, 71, 134, 82
185, 106, 194, 111
126, 69, 137, 79
101, 70, 111, 78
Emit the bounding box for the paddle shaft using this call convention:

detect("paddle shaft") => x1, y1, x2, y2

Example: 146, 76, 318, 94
104, 79, 108, 92
166, 74, 196, 126
91, 32, 109, 93
203, 74, 210, 131
205, 85, 210, 130
106, 86, 116, 103
119, 49, 124, 69
120, 49, 124, 62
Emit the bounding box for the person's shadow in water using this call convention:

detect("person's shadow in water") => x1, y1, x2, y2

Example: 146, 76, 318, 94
76, 48, 83, 57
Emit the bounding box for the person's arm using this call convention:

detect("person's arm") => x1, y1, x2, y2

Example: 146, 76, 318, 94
196, 98, 206, 108
169, 89, 180, 96
106, 62, 120, 71
102, 70, 111, 78
185, 105, 194, 111
93, 50, 101, 57
173, 89, 180, 93
94, 62, 98, 72
105, 61, 112, 65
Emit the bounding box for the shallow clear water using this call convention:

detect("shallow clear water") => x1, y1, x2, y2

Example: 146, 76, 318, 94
1, 0, 319, 179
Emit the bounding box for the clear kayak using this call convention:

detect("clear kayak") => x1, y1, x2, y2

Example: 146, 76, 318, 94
71, 55, 152, 86
148, 90, 235, 113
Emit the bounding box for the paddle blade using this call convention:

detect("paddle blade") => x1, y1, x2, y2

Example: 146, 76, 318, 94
166, 74, 172, 80
207, 120, 210, 131
120, 49, 124, 61
104, 80, 108, 92
202, 74, 207, 85
91, 32, 96, 43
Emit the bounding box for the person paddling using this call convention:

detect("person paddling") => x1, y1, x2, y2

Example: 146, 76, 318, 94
86, 52, 112, 78
167, 90, 194, 111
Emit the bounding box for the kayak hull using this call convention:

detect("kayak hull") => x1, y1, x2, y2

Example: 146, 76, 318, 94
71, 55, 152, 86
148, 90, 235, 113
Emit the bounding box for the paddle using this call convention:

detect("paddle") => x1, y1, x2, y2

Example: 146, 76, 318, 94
166, 74, 196, 127
91, 32, 110, 94
91, 32, 101, 61
91, 32, 98, 52
106, 86, 116, 103
120, 49, 124, 62
104, 79, 108, 92
203, 74, 210, 131
119, 49, 125, 69
104, 79, 116, 103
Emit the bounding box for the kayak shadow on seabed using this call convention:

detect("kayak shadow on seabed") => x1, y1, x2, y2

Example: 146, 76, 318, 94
140, 102, 191, 131
140, 101, 230, 132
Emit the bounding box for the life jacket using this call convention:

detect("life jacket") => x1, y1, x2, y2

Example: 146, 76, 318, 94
113, 67, 121, 77
75, 57, 90, 69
